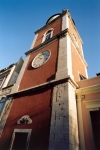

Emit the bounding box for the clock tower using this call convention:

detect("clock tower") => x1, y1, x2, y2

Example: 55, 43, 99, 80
0, 10, 88, 150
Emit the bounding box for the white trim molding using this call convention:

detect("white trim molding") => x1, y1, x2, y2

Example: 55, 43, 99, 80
83, 99, 100, 150
56, 33, 74, 80
76, 96, 86, 150
2, 66, 16, 88
42, 28, 54, 43
62, 13, 69, 30
30, 33, 38, 49
11, 55, 30, 93
9, 129, 32, 150
76, 83, 100, 150
83, 99, 100, 109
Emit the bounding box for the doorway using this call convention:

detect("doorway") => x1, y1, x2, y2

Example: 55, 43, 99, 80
90, 110, 100, 150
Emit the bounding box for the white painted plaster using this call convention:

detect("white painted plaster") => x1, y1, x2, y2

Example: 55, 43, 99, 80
62, 14, 69, 31
2, 65, 16, 88
30, 33, 38, 49
8, 72, 18, 85
77, 97, 86, 150
11, 55, 30, 93
81, 45, 84, 57
56, 34, 74, 80
67, 34, 73, 78
85, 67, 88, 78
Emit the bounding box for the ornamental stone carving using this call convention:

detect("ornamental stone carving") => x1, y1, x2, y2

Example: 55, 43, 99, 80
17, 115, 32, 124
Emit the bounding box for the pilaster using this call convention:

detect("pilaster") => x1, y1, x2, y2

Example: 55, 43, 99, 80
49, 81, 79, 150
56, 34, 74, 80
2, 66, 16, 88
11, 55, 30, 93
62, 13, 69, 30
30, 33, 38, 49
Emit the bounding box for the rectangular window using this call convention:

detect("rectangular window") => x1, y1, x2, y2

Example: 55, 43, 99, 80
0, 78, 4, 86
45, 32, 51, 40
12, 132, 28, 150
10, 129, 31, 150
0, 98, 6, 114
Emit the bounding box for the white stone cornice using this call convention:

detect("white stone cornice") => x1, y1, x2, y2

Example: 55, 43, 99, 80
76, 84, 100, 95
7, 75, 78, 97
25, 29, 68, 56
83, 99, 100, 109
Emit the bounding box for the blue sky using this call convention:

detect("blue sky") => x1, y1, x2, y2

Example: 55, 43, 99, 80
0, 0, 100, 78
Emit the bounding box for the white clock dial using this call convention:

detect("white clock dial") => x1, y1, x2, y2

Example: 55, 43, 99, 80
32, 50, 51, 68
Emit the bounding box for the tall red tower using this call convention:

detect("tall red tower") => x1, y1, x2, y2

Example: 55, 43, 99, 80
0, 10, 88, 150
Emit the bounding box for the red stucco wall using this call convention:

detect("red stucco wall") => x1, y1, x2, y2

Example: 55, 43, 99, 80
0, 87, 52, 150
19, 40, 59, 90
77, 76, 100, 88
34, 18, 62, 47
71, 44, 87, 82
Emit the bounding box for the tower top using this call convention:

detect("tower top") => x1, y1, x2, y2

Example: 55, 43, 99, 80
46, 13, 61, 24
34, 9, 70, 34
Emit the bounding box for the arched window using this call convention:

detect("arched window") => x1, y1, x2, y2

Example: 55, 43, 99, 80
45, 30, 52, 41
42, 28, 54, 43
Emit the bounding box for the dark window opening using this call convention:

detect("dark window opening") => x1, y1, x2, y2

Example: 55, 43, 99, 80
11, 132, 28, 150
45, 30, 52, 41
90, 110, 100, 150
0, 78, 4, 85
0, 98, 6, 114
79, 74, 86, 80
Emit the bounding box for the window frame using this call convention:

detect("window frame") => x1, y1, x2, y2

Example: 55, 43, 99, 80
9, 129, 32, 150
0, 97, 6, 115
83, 99, 100, 150
0, 77, 5, 88
42, 28, 54, 43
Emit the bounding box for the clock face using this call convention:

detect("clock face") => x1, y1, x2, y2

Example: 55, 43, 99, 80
32, 50, 51, 68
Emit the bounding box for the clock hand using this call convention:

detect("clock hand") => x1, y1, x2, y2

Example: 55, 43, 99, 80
39, 56, 44, 59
